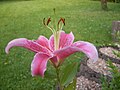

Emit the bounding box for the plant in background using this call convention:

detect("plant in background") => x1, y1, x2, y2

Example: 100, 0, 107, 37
113, 50, 120, 58
5, 10, 98, 90
116, 30, 120, 44
101, 59, 120, 90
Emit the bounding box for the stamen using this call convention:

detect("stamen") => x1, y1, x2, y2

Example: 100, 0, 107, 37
62, 18, 65, 26
58, 18, 65, 26
57, 18, 65, 30
43, 18, 46, 26
47, 18, 51, 25
58, 18, 61, 25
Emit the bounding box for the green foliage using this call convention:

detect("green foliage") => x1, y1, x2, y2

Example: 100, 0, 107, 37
116, 31, 120, 43
113, 50, 120, 57
64, 78, 77, 90
110, 0, 120, 3
101, 60, 120, 90
116, 31, 120, 39
0, 0, 33, 2
91, 0, 120, 3
60, 62, 79, 88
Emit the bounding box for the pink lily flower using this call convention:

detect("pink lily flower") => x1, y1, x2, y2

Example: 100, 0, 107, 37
5, 18, 98, 77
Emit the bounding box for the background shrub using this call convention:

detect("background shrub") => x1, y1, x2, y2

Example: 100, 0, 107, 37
91, 0, 120, 3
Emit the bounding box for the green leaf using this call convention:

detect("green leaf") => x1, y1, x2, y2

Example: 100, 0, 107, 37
60, 62, 79, 87
64, 77, 77, 90
112, 50, 120, 58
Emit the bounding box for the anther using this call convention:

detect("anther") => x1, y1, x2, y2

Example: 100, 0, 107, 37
58, 18, 65, 26
47, 18, 51, 25
43, 18, 46, 25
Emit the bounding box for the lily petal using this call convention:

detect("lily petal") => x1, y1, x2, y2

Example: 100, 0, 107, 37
36, 36, 50, 50
54, 41, 98, 63
31, 53, 51, 77
5, 38, 50, 54
49, 35, 54, 51
59, 31, 74, 48
50, 56, 59, 67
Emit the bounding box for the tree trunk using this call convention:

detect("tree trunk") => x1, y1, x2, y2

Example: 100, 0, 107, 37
101, 0, 108, 10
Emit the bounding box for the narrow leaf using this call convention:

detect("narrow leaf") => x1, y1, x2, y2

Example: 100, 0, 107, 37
60, 61, 79, 87
64, 77, 77, 90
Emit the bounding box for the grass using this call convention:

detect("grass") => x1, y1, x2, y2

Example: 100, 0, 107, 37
0, 0, 120, 90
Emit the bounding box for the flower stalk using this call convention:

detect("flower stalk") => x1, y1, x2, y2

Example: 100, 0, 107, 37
56, 67, 63, 90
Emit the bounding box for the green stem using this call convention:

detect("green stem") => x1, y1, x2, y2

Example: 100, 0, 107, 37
56, 67, 63, 90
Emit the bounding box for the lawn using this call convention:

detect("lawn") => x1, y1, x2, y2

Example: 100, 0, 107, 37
0, 0, 120, 90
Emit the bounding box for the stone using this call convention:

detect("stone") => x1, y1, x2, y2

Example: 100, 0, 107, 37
112, 21, 120, 41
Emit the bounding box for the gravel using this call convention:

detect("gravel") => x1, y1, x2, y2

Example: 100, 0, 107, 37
76, 46, 120, 90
